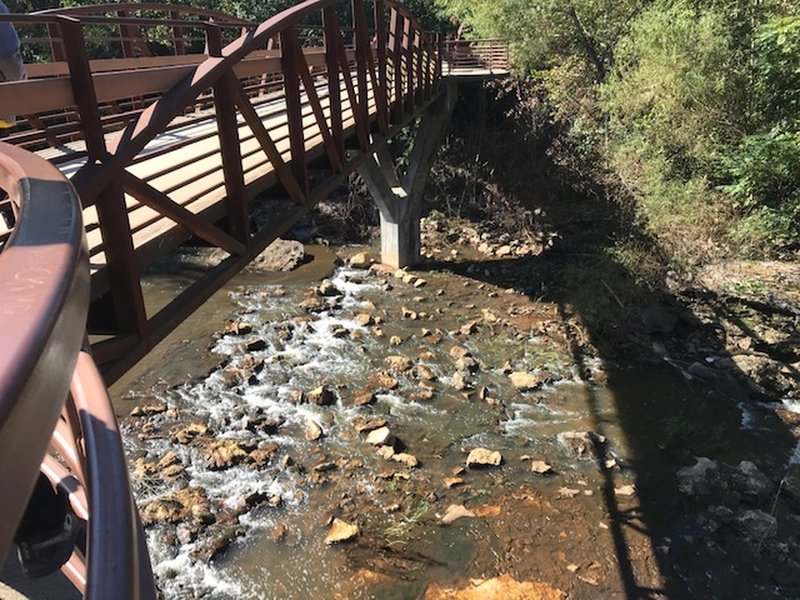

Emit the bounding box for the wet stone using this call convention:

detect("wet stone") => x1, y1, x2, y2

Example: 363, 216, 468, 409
369, 371, 400, 392
307, 385, 338, 406
325, 518, 359, 544
316, 279, 343, 297
392, 453, 419, 468
222, 321, 253, 336
509, 371, 551, 391
129, 399, 168, 418
170, 421, 208, 445
305, 421, 324, 441
204, 439, 254, 470
384, 355, 413, 373
142, 487, 212, 526
466, 448, 503, 468
348, 251, 373, 269
367, 426, 393, 446
248, 442, 279, 468
350, 389, 377, 407
353, 417, 388, 433
244, 337, 267, 352
557, 431, 607, 459
441, 504, 476, 525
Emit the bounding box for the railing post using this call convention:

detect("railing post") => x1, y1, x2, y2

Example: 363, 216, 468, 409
403, 18, 413, 113
58, 16, 148, 345
280, 26, 308, 201
351, 0, 371, 147
374, 0, 389, 133
414, 30, 423, 105
323, 7, 345, 162
117, 10, 137, 58
46, 22, 66, 61
171, 10, 186, 55
437, 33, 444, 82
390, 9, 403, 124
207, 24, 250, 246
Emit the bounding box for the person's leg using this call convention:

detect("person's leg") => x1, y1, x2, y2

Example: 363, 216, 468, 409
0, 50, 27, 128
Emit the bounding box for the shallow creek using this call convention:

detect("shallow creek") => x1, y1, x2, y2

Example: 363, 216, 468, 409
114, 245, 795, 599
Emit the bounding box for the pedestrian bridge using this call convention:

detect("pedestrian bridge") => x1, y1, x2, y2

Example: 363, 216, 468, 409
0, 2, 507, 597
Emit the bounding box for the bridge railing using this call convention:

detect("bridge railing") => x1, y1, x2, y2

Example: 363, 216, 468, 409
0, 143, 154, 598
443, 38, 510, 74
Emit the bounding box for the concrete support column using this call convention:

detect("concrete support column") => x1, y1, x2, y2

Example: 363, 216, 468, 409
358, 81, 457, 268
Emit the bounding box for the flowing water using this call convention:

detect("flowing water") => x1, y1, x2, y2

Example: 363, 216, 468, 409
115, 244, 797, 599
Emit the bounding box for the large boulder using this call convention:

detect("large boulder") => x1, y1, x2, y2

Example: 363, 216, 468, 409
250, 239, 306, 272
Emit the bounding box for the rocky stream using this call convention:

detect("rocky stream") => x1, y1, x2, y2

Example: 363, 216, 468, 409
114, 217, 800, 600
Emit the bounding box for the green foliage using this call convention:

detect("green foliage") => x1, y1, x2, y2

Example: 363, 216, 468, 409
753, 16, 800, 123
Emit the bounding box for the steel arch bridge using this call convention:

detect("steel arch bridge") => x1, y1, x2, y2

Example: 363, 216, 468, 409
0, 2, 507, 597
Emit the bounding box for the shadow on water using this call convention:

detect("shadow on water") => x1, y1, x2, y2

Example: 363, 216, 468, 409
418, 80, 800, 598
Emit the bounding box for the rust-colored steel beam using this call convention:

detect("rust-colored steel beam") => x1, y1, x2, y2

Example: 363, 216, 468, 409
323, 6, 345, 161
280, 26, 309, 201
208, 25, 250, 245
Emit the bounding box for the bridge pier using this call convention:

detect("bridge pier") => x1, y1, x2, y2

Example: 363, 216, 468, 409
359, 81, 457, 268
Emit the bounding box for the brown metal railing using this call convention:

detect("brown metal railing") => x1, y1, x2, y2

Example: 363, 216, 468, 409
0, 143, 155, 598
443, 38, 510, 74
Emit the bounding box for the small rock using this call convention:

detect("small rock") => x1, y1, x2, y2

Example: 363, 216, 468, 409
204, 439, 250, 470
451, 372, 467, 391
401, 307, 418, 320
244, 337, 267, 352
369, 371, 399, 391
615, 484, 636, 497
392, 453, 419, 468
307, 385, 337, 406
222, 321, 253, 336
676, 457, 719, 497
509, 371, 550, 391
389, 335, 403, 346
355, 313, 373, 326
377, 445, 395, 460
305, 421, 324, 441
353, 417, 388, 433
531, 461, 554, 475
349, 252, 373, 269
441, 504, 475, 525
409, 388, 435, 402
141, 487, 212, 526
384, 355, 413, 373
466, 448, 502, 468
130, 400, 167, 418
325, 518, 359, 544
169, 421, 208, 444
366, 426, 393, 446
351, 390, 377, 407
735, 509, 777, 546
443, 476, 464, 488
316, 279, 342, 297
270, 523, 288, 543
414, 364, 436, 381
558, 487, 580, 499
557, 431, 607, 458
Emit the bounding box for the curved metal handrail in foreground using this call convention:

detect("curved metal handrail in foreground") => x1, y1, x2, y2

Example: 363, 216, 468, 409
0, 143, 154, 598
0, 142, 88, 557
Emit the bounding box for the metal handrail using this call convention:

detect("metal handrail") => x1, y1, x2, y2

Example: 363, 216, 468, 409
0, 143, 88, 558
0, 143, 154, 598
